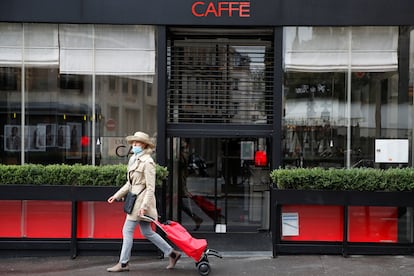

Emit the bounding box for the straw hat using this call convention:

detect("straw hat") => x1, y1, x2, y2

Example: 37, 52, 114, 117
125, 131, 155, 148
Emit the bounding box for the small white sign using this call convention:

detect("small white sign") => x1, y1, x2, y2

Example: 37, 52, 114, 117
215, 224, 227, 233
375, 139, 408, 163
282, 212, 299, 236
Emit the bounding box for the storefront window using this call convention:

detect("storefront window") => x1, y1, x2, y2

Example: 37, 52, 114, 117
0, 23, 157, 165
282, 27, 402, 168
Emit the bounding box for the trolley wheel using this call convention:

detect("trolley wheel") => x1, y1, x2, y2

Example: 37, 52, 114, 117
196, 261, 211, 276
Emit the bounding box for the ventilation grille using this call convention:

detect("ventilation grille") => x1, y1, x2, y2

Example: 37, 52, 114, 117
167, 40, 274, 125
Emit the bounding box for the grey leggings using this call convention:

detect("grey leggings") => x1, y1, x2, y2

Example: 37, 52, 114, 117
119, 219, 173, 264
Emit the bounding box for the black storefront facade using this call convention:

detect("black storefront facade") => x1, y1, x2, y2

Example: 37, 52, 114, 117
1, 0, 414, 257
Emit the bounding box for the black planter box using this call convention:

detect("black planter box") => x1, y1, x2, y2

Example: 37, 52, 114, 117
0, 185, 159, 258
271, 189, 414, 257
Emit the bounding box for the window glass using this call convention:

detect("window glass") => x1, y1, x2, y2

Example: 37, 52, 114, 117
283, 27, 402, 168
0, 23, 157, 165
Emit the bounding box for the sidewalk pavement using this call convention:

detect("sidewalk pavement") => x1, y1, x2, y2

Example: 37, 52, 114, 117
0, 252, 413, 276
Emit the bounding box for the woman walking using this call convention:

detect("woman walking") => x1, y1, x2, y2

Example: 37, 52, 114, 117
106, 131, 181, 272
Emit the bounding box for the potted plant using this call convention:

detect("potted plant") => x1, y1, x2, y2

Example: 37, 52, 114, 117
269, 167, 414, 257
270, 167, 414, 192
0, 163, 170, 258
155, 164, 169, 186
0, 163, 169, 187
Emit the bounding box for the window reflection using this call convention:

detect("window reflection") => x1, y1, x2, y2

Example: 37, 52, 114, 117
283, 27, 402, 168
0, 23, 157, 165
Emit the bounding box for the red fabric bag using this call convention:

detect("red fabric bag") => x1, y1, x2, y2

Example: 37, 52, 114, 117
151, 219, 207, 262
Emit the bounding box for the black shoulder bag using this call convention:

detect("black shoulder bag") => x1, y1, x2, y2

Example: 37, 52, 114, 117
123, 188, 146, 214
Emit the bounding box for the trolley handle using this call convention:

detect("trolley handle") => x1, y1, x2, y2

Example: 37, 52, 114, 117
140, 214, 157, 222
140, 215, 167, 234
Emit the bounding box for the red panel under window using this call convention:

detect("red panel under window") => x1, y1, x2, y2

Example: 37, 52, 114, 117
348, 206, 398, 243
77, 202, 146, 239
25, 201, 72, 238
281, 205, 344, 242
0, 200, 22, 237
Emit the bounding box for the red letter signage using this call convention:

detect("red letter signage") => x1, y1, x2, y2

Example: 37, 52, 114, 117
192, 1, 251, 18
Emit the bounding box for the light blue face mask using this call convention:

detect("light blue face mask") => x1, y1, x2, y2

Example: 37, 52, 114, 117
132, 145, 143, 155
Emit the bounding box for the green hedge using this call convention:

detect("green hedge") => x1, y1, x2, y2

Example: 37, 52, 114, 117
0, 164, 168, 187
270, 168, 414, 192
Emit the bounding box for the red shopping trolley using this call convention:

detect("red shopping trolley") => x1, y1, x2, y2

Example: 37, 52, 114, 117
143, 215, 222, 276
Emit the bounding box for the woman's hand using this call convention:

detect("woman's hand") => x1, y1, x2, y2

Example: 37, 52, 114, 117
139, 208, 146, 217
107, 196, 116, 203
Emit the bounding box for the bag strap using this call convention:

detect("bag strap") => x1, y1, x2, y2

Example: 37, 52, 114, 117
128, 182, 146, 196
137, 187, 146, 196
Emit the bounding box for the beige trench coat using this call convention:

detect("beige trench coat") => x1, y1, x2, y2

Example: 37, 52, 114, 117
111, 149, 158, 222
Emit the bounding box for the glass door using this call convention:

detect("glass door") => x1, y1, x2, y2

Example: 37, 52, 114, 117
167, 137, 270, 233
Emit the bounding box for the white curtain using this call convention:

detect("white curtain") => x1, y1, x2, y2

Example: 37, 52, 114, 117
59, 24, 155, 79
0, 23, 59, 66
284, 26, 398, 72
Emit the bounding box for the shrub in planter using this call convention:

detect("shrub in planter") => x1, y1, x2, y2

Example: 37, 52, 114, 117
155, 164, 169, 186
0, 164, 169, 187
270, 168, 414, 192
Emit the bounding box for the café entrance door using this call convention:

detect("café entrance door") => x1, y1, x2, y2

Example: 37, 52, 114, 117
166, 137, 271, 234
163, 27, 275, 238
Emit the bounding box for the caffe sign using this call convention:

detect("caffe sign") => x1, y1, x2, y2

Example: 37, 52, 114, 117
192, 1, 251, 17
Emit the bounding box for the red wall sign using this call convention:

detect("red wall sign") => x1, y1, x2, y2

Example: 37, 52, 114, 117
192, 1, 250, 17
106, 118, 116, 131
